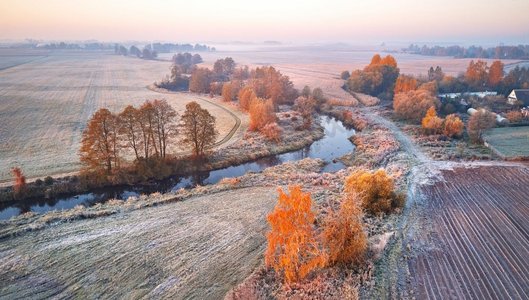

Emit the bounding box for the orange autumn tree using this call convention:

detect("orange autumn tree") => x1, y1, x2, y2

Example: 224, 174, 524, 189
265, 186, 325, 283
394, 75, 418, 94
322, 188, 367, 266
443, 114, 464, 138
238, 86, 256, 111
11, 167, 26, 199
488, 60, 504, 88
248, 98, 276, 131
422, 107, 444, 135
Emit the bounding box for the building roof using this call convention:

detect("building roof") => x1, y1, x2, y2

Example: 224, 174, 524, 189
512, 89, 529, 105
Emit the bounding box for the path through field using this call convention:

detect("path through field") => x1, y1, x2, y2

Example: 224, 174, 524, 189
0, 187, 277, 299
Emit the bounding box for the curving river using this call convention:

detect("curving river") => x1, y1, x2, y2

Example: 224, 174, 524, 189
0, 116, 355, 220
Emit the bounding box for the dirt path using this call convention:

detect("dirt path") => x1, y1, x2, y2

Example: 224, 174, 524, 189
0, 187, 277, 299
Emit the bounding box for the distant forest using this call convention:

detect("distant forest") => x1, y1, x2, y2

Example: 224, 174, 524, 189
404, 44, 529, 60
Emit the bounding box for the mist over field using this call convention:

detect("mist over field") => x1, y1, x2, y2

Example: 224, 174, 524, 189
1, 1, 529, 299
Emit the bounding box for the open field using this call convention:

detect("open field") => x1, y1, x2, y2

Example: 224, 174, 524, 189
0, 186, 277, 299
483, 126, 529, 159
0, 51, 244, 182
407, 165, 529, 299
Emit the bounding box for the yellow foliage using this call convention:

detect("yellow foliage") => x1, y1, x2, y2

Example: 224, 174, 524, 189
443, 114, 464, 138
265, 186, 325, 283
421, 107, 444, 135
345, 169, 403, 215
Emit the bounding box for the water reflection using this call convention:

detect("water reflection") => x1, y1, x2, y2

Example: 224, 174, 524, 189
0, 116, 355, 220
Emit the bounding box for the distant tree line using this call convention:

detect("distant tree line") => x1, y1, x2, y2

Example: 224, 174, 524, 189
114, 44, 158, 60
146, 42, 215, 53
405, 44, 529, 59
35, 42, 113, 50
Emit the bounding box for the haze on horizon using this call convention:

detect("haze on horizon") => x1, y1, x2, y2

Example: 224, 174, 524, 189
1, 0, 528, 45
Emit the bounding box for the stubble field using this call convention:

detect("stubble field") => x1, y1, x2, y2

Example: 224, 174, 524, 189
0, 51, 241, 182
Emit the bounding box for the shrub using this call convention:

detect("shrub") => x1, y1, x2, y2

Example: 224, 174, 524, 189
443, 114, 464, 138
340, 70, 351, 80
265, 186, 325, 283
35, 179, 43, 186
261, 122, 282, 143
222, 82, 233, 102
238, 86, 256, 111
322, 189, 367, 266
421, 107, 443, 135
345, 169, 404, 215
505, 110, 524, 123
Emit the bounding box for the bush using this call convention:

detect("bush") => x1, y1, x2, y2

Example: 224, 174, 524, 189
421, 107, 443, 135
265, 186, 325, 283
340, 70, 351, 80
322, 189, 367, 266
345, 169, 404, 215
35, 179, 43, 186
443, 114, 464, 138
505, 110, 524, 123
260, 122, 282, 143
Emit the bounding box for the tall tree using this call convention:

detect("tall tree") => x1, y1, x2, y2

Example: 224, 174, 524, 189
151, 99, 178, 158
180, 102, 218, 158
488, 60, 504, 88
80, 108, 120, 174
118, 105, 142, 160
465, 60, 488, 88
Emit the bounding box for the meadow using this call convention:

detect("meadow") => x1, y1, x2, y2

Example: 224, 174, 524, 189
0, 51, 239, 182
483, 126, 529, 159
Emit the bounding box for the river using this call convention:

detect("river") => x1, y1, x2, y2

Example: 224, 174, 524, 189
0, 116, 355, 220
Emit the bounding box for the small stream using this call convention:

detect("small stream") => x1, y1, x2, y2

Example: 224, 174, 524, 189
0, 116, 355, 220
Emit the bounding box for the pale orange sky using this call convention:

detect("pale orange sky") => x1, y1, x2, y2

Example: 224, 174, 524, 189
1, 0, 528, 44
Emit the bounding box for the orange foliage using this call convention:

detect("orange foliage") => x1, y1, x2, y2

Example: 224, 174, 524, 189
465, 60, 488, 88
488, 60, 504, 87
505, 110, 524, 123
221, 82, 233, 102
11, 167, 26, 198
468, 109, 496, 142
261, 122, 283, 143
380, 55, 397, 68
345, 169, 404, 215
418, 80, 438, 95
421, 107, 444, 135
322, 189, 367, 266
393, 90, 440, 123
265, 186, 325, 283
443, 114, 464, 138
248, 98, 276, 131
394, 75, 418, 94
238, 86, 256, 111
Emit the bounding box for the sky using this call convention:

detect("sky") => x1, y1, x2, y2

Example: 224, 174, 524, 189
1, 0, 528, 45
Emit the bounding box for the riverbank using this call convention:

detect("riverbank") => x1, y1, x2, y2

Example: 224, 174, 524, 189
0, 111, 324, 211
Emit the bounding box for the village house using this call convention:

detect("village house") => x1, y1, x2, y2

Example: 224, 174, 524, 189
507, 89, 529, 106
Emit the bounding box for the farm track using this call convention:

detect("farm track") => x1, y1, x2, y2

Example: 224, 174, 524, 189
147, 87, 243, 149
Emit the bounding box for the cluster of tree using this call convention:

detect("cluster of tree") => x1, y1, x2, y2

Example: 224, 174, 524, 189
344, 54, 400, 100
265, 169, 403, 283
393, 83, 440, 123
405, 44, 529, 59
155, 53, 204, 90
426, 61, 529, 96
146, 43, 215, 53
114, 44, 158, 60
79, 100, 217, 176
421, 107, 464, 137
